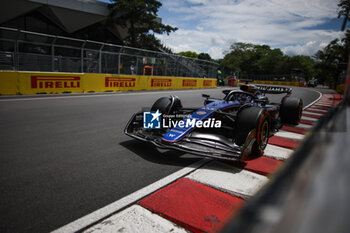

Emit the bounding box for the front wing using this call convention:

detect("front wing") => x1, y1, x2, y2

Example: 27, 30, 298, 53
124, 112, 257, 161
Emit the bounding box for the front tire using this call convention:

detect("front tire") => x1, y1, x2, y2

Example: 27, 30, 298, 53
151, 96, 182, 115
234, 107, 270, 159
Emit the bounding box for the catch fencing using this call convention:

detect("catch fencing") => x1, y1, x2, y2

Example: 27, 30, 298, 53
0, 27, 218, 79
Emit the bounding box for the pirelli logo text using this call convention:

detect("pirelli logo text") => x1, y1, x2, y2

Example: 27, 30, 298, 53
151, 78, 172, 87
182, 79, 197, 87
203, 80, 214, 87
105, 77, 136, 88
31, 76, 81, 89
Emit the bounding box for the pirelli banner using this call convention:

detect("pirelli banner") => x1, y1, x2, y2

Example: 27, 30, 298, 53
0, 71, 216, 95
18, 72, 83, 94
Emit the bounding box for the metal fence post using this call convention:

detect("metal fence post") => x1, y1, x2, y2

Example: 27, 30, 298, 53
81, 41, 86, 73
14, 40, 18, 70
51, 37, 57, 72
118, 46, 124, 74
164, 58, 167, 76
99, 44, 104, 74
136, 56, 139, 75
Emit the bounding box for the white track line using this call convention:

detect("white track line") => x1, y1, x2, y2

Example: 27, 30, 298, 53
309, 104, 331, 108
311, 104, 332, 107
303, 90, 322, 110
317, 100, 332, 102
301, 116, 318, 121
52, 158, 211, 233
317, 101, 333, 105
302, 111, 323, 116
306, 107, 328, 113
82, 205, 188, 233
186, 161, 269, 200
296, 123, 313, 129
264, 144, 294, 161
274, 130, 305, 140
314, 104, 333, 108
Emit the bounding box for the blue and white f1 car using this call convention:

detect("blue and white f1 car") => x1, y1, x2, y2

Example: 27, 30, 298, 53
125, 84, 303, 161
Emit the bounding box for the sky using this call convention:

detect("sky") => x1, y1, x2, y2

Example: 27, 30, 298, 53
99, 0, 346, 59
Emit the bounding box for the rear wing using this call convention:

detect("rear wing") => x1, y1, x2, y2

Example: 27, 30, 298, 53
240, 84, 292, 95
253, 85, 292, 94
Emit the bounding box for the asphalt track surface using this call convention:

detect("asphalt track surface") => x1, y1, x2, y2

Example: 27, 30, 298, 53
0, 86, 322, 233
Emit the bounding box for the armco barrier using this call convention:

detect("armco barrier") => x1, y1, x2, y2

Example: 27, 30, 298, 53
0, 71, 217, 95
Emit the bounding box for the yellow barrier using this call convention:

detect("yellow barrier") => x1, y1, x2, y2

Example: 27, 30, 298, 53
84, 73, 110, 93
202, 79, 217, 88
180, 78, 201, 89
0, 71, 217, 95
146, 76, 177, 90
0, 71, 18, 95
18, 72, 84, 94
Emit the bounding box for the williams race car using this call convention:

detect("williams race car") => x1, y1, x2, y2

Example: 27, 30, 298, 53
125, 84, 303, 161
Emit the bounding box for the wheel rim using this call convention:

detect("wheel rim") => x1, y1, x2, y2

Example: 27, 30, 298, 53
259, 120, 269, 150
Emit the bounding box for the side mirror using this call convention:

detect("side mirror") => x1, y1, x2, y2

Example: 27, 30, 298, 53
202, 94, 210, 98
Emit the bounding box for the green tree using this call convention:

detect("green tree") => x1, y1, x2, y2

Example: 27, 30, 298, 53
220, 42, 318, 80
221, 42, 285, 76
107, 0, 177, 48
338, 0, 350, 18
338, 0, 350, 30
220, 42, 254, 75
278, 55, 316, 80
178, 51, 198, 58
314, 31, 350, 85
136, 34, 162, 50
198, 53, 212, 61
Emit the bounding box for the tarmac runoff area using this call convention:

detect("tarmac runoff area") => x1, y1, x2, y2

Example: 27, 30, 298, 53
52, 93, 343, 233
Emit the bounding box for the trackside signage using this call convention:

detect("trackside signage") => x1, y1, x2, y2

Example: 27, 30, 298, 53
151, 78, 172, 87
31, 76, 80, 89
182, 79, 197, 87
2, 71, 216, 94
105, 77, 136, 88
203, 79, 215, 87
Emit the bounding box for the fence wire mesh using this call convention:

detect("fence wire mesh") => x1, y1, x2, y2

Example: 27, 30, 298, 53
0, 27, 219, 78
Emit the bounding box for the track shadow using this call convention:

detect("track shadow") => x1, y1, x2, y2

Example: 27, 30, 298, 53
120, 139, 201, 167
120, 139, 248, 174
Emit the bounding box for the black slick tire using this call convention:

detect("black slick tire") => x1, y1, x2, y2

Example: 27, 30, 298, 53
235, 107, 270, 158
280, 97, 303, 125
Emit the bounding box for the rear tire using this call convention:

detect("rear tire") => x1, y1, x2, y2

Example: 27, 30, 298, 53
280, 97, 303, 125
234, 107, 270, 158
